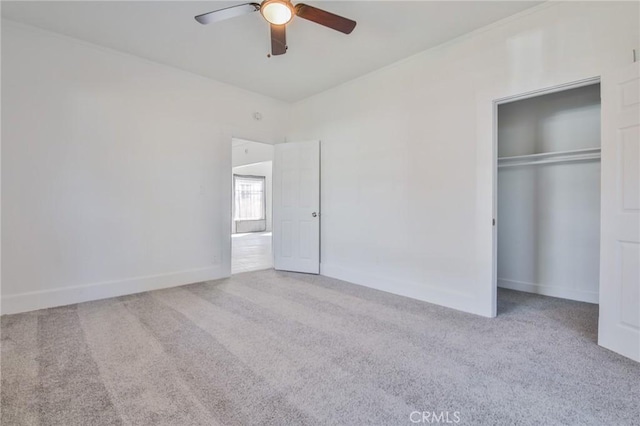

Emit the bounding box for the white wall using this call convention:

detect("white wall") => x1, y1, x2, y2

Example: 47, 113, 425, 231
497, 84, 601, 303
288, 2, 639, 316
232, 139, 274, 168
1, 21, 288, 314
232, 161, 273, 232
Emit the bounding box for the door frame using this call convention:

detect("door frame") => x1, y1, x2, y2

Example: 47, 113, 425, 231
229, 137, 275, 275
229, 138, 322, 275
488, 76, 601, 316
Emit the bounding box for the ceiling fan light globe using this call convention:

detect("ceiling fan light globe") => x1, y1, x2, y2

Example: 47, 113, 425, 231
261, 0, 293, 25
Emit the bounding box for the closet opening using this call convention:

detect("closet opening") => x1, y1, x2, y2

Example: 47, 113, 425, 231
495, 80, 601, 314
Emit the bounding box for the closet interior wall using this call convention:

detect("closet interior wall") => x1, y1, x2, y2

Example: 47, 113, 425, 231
497, 83, 601, 304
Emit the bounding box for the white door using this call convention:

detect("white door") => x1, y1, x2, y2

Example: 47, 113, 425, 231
273, 141, 320, 274
599, 62, 640, 362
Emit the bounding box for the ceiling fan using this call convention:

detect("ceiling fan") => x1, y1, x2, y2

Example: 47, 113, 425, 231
195, 0, 357, 56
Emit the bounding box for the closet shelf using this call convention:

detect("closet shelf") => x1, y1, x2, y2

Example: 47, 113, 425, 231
498, 147, 601, 168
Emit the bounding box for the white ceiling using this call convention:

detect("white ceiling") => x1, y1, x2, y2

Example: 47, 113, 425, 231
2, 1, 542, 102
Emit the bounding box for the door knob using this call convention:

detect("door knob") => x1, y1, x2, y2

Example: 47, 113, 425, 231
312, 212, 318, 217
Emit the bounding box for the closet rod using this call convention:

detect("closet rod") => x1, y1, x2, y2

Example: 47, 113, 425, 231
497, 147, 601, 162
498, 154, 601, 168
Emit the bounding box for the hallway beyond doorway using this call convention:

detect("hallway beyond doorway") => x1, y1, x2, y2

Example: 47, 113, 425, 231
232, 232, 272, 274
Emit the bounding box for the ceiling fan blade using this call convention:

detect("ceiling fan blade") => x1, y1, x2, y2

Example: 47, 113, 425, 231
270, 24, 287, 56
294, 4, 356, 34
195, 3, 260, 25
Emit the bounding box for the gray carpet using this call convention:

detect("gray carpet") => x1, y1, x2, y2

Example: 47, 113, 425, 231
2, 270, 639, 425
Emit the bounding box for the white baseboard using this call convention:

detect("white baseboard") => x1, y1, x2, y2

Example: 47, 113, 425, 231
320, 263, 491, 317
1, 266, 227, 315
497, 278, 598, 304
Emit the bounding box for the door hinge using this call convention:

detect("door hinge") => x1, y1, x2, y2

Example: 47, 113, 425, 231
492, 218, 496, 226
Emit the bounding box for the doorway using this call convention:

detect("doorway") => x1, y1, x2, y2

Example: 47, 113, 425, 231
231, 138, 274, 274
493, 79, 602, 311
